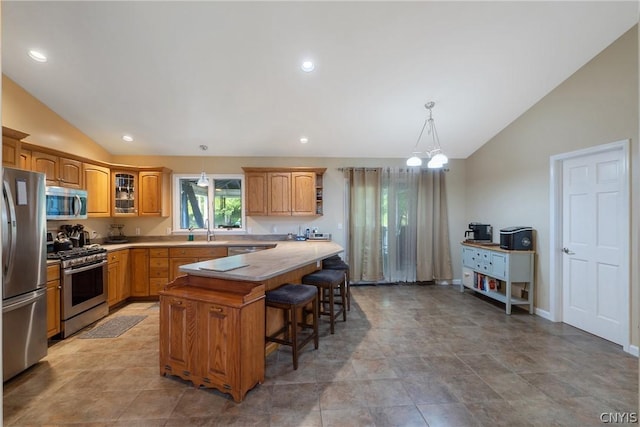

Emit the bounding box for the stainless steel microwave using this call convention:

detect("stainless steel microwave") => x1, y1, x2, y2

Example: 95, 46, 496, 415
45, 186, 88, 220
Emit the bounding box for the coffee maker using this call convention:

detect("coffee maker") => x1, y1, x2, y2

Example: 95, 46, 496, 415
464, 222, 493, 242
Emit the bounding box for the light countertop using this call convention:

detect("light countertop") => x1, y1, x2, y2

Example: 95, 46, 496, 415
179, 240, 343, 281
101, 240, 278, 251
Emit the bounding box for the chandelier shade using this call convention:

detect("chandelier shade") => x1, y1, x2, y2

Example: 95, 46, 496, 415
406, 101, 448, 168
197, 145, 209, 187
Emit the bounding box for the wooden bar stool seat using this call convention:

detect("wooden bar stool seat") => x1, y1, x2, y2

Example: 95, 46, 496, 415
265, 284, 318, 370
302, 269, 346, 334
322, 255, 351, 311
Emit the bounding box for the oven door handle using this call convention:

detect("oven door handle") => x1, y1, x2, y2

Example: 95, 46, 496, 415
63, 260, 107, 275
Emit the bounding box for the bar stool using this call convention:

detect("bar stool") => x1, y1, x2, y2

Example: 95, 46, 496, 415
302, 269, 346, 334
322, 255, 351, 311
265, 284, 318, 370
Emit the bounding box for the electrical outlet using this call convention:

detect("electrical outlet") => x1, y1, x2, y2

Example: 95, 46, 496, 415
135, 227, 140, 236
337, 223, 343, 230
166, 227, 172, 235
271, 225, 277, 233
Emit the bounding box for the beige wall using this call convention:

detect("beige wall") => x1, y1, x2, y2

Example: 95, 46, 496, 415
2, 76, 112, 162
465, 26, 639, 347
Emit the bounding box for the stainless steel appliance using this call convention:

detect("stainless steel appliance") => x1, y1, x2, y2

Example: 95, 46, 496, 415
48, 246, 108, 337
309, 232, 331, 241
500, 227, 534, 250
2, 168, 47, 381
464, 222, 493, 242
45, 186, 87, 220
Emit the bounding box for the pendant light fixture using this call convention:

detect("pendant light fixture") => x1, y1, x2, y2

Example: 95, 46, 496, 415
406, 101, 449, 168
197, 145, 209, 187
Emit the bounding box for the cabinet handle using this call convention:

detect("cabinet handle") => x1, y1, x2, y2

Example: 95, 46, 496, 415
172, 300, 183, 305
210, 307, 223, 313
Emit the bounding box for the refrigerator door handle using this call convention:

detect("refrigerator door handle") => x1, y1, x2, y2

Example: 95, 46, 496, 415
2, 179, 17, 283
2, 288, 46, 313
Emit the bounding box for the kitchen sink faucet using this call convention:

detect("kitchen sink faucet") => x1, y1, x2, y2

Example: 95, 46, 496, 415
205, 219, 215, 241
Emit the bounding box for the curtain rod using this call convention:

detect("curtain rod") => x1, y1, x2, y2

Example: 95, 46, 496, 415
337, 167, 382, 172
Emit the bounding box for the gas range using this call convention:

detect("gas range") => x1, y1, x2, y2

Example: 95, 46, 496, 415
47, 246, 108, 269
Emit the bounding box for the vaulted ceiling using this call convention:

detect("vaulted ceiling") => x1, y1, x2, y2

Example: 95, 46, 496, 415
2, 1, 638, 159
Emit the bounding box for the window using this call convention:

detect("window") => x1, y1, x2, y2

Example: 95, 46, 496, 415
173, 174, 245, 233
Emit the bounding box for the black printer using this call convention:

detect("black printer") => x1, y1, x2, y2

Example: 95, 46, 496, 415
500, 227, 533, 250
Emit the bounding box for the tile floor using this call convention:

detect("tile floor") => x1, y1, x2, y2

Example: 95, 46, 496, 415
3, 284, 638, 426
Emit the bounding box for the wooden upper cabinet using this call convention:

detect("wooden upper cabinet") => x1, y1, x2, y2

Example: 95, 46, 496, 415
32, 151, 58, 186
59, 157, 83, 189
83, 163, 111, 217
2, 127, 172, 217
20, 149, 32, 170
2, 127, 28, 168
291, 172, 316, 216
267, 172, 292, 216
32, 151, 83, 188
244, 172, 268, 216
112, 170, 138, 216
139, 171, 170, 217
243, 167, 325, 217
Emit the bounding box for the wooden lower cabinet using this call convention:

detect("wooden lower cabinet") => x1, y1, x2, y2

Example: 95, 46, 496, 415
130, 249, 150, 296
107, 250, 130, 308
46, 264, 61, 338
131, 247, 228, 298
159, 275, 265, 402
168, 247, 228, 282
149, 248, 169, 295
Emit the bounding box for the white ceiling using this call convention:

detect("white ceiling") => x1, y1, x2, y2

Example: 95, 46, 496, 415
2, 1, 638, 159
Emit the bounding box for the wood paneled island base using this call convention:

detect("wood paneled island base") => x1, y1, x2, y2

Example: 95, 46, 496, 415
159, 241, 343, 402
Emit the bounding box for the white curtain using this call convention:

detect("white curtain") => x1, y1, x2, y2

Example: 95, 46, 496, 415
382, 168, 419, 282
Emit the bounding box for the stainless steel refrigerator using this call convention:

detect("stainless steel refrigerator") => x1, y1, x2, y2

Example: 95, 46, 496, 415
2, 167, 47, 381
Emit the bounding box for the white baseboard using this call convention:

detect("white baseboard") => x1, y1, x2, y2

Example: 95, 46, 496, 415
451, 279, 461, 285
628, 345, 639, 357
534, 307, 554, 321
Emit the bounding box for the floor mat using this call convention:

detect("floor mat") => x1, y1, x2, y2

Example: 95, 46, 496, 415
78, 315, 147, 339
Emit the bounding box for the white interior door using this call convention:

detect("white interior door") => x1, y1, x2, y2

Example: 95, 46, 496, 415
562, 147, 627, 345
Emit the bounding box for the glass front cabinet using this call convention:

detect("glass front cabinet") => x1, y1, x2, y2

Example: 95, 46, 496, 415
112, 170, 138, 216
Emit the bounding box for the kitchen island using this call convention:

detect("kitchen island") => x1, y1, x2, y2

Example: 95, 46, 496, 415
159, 240, 343, 402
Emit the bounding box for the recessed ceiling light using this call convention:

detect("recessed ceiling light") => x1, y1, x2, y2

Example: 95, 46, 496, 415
122, 135, 134, 142
301, 61, 315, 72
28, 50, 47, 63
300, 137, 309, 144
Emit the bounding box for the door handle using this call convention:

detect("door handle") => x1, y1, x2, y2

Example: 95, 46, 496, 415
562, 247, 575, 255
